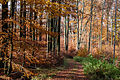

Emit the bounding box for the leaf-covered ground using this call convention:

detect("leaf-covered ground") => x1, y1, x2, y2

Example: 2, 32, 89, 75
31, 58, 87, 80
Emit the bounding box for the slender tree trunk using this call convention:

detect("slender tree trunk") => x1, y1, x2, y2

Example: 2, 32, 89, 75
76, 0, 80, 50
88, 0, 93, 53
48, 19, 51, 53
57, 0, 61, 55
66, 15, 69, 52
32, 1, 37, 56
23, 1, 26, 38
51, 17, 54, 53
64, 16, 67, 51
30, 4, 33, 40
19, 0, 23, 70
106, 7, 109, 45
23, 0, 26, 67
20, 0, 23, 38
32, 2, 37, 68
39, 15, 42, 41
80, 0, 84, 48
113, 0, 117, 62
58, 16, 61, 55
14, 1, 17, 32
91, 8, 96, 54
50, 0, 56, 53
53, 19, 56, 54
8, 0, 16, 75
111, 11, 113, 46
100, 0, 105, 50
82, 17, 90, 48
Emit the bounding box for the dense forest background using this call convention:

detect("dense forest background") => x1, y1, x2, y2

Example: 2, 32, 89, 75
0, 0, 120, 80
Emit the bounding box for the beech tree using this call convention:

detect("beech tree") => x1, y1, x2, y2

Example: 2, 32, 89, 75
113, 0, 117, 61
100, 0, 105, 50
88, 0, 93, 53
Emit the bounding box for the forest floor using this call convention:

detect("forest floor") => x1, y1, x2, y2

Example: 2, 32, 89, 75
31, 58, 87, 80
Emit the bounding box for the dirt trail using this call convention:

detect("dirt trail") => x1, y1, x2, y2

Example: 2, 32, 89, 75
49, 58, 88, 80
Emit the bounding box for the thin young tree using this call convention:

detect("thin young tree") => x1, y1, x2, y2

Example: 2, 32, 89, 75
111, 10, 113, 46
23, 0, 26, 67
53, 18, 56, 54
30, 4, 33, 40
106, 3, 109, 45
100, 0, 106, 50
64, 16, 67, 51
113, 0, 117, 61
48, 18, 51, 53
57, 0, 61, 55
76, 0, 80, 50
79, 0, 85, 48
49, 0, 55, 53
66, 15, 69, 53
91, 7, 96, 54
88, 0, 93, 53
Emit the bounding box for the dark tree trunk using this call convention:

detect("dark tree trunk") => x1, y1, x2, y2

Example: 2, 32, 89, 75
113, 0, 117, 62
7, 0, 16, 75
1, 0, 8, 74
88, 0, 93, 53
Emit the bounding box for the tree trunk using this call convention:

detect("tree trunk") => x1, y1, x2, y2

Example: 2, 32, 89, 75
8, 0, 16, 75
88, 0, 93, 53
64, 16, 67, 51
106, 7, 109, 45
23, 0, 26, 67
57, 0, 61, 55
1, 0, 8, 74
76, 0, 80, 50
30, 4, 33, 40
100, 0, 106, 50
80, 0, 85, 49
111, 11, 113, 46
113, 0, 117, 62
66, 15, 69, 52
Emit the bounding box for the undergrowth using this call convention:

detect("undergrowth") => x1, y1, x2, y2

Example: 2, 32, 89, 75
74, 55, 120, 80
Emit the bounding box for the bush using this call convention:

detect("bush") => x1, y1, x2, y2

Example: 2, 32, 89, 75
73, 56, 84, 62
74, 55, 120, 80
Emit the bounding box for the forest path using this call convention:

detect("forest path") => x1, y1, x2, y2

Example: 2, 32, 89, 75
48, 58, 88, 80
